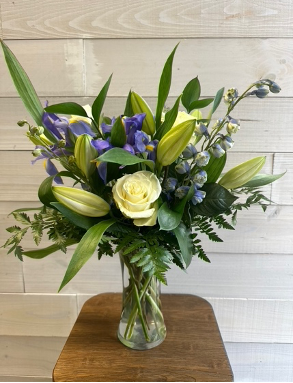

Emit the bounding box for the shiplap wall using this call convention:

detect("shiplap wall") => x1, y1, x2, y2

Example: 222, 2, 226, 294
0, 1, 292, 381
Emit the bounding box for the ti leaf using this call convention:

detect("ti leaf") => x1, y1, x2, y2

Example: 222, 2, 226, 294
192, 183, 238, 217
241, 172, 286, 188
155, 43, 179, 129
110, 116, 127, 147
58, 219, 116, 291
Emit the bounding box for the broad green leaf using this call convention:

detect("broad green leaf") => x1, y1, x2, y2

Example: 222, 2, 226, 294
110, 116, 127, 147
58, 219, 116, 291
92, 74, 113, 125
189, 98, 214, 111
45, 102, 88, 117
158, 202, 181, 231
51, 202, 99, 230
192, 183, 238, 217
154, 95, 181, 140
202, 153, 227, 183
23, 239, 78, 259
173, 223, 193, 268
96, 148, 154, 171
241, 172, 286, 188
182, 77, 201, 113
155, 43, 179, 129
1, 40, 44, 127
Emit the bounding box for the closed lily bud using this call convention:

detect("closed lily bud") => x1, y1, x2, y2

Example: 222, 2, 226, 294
74, 134, 98, 179
52, 186, 110, 217
130, 91, 155, 136
219, 156, 266, 190
157, 119, 196, 166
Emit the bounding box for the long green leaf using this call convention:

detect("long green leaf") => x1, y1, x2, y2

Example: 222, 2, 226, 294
173, 223, 193, 268
110, 116, 126, 147
155, 44, 179, 129
203, 153, 227, 183
96, 148, 154, 171
45, 102, 88, 117
92, 74, 113, 125
23, 239, 78, 259
58, 219, 116, 291
1, 40, 44, 127
241, 172, 286, 188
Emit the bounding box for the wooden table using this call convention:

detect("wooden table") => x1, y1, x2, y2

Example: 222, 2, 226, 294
53, 293, 233, 382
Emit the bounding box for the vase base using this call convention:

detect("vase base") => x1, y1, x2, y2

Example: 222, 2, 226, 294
117, 331, 166, 350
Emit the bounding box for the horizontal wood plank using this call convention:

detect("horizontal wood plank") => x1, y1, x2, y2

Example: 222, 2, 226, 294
85, 39, 291, 97
271, 153, 293, 205
225, 342, 293, 382
0, 249, 24, 293
0, 335, 65, 378
0, 39, 291, 97
0, 294, 77, 337
0, 376, 51, 382
0, 96, 291, 153
0, 40, 84, 97
2, 0, 293, 39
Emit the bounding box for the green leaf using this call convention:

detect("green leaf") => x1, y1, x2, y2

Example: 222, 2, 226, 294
189, 98, 214, 110
192, 183, 238, 217
0, 40, 44, 127
51, 202, 99, 230
211, 87, 225, 114
182, 77, 201, 113
58, 219, 116, 291
173, 223, 193, 268
92, 74, 113, 125
154, 95, 181, 140
45, 102, 88, 117
207, 87, 225, 121
241, 172, 286, 188
110, 116, 126, 147
23, 239, 78, 259
96, 148, 154, 171
158, 202, 181, 231
124, 90, 134, 116
202, 152, 227, 183
155, 43, 179, 129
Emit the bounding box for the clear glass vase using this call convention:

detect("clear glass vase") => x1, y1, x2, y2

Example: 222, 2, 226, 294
117, 252, 166, 350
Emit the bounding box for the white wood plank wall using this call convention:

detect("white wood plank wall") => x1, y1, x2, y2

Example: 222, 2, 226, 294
0, 0, 292, 381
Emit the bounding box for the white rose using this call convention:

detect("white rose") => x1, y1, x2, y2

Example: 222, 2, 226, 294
112, 171, 161, 227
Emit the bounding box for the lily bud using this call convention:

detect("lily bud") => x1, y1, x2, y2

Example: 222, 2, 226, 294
130, 91, 155, 136
74, 134, 98, 179
219, 156, 266, 189
156, 119, 196, 166
52, 186, 110, 217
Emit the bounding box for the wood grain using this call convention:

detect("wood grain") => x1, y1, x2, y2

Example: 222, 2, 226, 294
53, 293, 233, 382
0, 249, 24, 293
1, 0, 293, 39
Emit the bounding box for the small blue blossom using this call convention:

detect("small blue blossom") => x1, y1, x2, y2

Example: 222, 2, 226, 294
175, 186, 190, 199
191, 189, 206, 205
193, 170, 207, 188
195, 151, 210, 167
164, 178, 177, 193
175, 161, 190, 174
210, 143, 225, 158
182, 143, 197, 159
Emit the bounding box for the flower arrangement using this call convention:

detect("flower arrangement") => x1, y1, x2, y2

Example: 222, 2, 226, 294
1, 41, 284, 349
